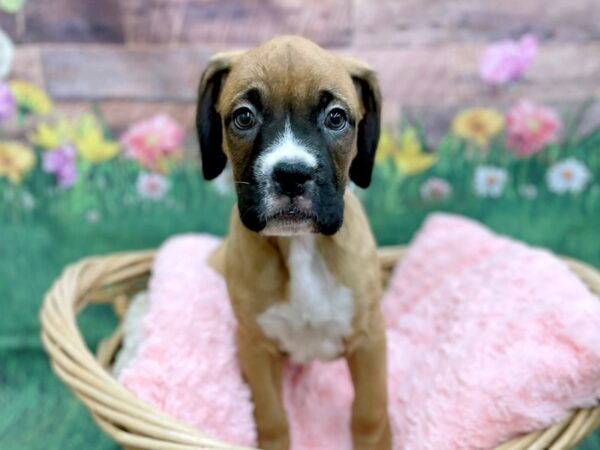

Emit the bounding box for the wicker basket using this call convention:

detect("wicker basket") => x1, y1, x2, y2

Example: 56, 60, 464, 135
41, 246, 600, 450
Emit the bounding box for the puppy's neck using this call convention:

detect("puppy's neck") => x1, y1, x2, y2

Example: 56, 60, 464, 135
268, 232, 323, 262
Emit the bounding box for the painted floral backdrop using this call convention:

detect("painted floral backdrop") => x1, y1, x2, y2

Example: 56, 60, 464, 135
1, 2, 599, 450
2, 33, 598, 258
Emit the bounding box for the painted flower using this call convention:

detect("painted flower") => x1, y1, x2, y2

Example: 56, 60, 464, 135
0, 81, 14, 120
42, 144, 78, 187
395, 128, 437, 175
377, 127, 436, 175
29, 119, 71, 149
9, 80, 52, 115
121, 114, 184, 172
72, 114, 119, 163
452, 108, 504, 147
506, 100, 561, 156
473, 165, 508, 198
546, 158, 591, 194
519, 184, 538, 199
136, 172, 170, 200
420, 177, 452, 201
85, 209, 101, 224
375, 128, 396, 164
21, 190, 35, 210
480, 34, 538, 85
0, 28, 14, 78
0, 141, 35, 183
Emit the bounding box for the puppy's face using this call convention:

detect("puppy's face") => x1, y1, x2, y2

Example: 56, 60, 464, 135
197, 37, 381, 236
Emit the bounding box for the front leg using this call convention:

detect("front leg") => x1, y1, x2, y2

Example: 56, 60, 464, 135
346, 311, 391, 450
236, 327, 289, 450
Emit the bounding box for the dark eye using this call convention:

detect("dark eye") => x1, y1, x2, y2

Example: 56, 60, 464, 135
325, 108, 347, 131
233, 107, 256, 130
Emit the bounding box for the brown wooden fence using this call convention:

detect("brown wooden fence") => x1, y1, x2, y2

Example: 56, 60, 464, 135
3, 0, 600, 138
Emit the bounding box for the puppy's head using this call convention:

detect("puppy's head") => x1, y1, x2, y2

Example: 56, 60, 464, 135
196, 36, 381, 236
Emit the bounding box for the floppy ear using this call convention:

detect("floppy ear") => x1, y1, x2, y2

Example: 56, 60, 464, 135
342, 58, 382, 188
196, 51, 243, 180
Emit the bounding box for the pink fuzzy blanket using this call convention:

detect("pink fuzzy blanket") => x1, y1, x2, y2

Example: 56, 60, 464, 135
116, 213, 600, 449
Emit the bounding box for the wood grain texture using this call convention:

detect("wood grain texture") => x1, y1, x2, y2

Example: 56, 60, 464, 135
353, 0, 600, 47
120, 0, 188, 44
180, 0, 353, 47
3, 0, 600, 46
42, 46, 213, 101
344, 44, 600, 107
6, 0, 600, 135
0, 0, 124, 43
42, 43, 600, 104
111, 0, 355, 46
41, 42, 600, 134
10, 44, 45, 87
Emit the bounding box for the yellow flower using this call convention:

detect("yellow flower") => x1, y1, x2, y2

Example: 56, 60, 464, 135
29, 119, 71, 149
9, 80, 52, 115
452, 108, 504, 146
375, 128, 396, 164
376, 127, 436, 175
394, 128, 437, 175
76, 132, 119, 163
72, 114, 119, 163
0, 141, 36, 183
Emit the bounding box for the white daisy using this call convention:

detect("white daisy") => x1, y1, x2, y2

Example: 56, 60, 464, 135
420, 177, 452, 201
518, 184, 538, 199
546, 158, 591, 194
21, 190, 35, 210
473, 165, 508, 198
85, 209, 101, 224
136, 172, 170, 201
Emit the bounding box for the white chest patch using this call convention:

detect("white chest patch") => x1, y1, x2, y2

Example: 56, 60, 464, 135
257, 235, 354, 363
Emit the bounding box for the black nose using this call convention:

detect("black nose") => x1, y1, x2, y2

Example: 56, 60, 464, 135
272, 162, 313, 197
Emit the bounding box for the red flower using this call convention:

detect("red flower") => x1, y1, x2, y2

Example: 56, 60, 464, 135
121, 114, 184, 171
505, 100, 561, 156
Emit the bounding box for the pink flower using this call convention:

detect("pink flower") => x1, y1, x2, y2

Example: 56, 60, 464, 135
42, 144, 78, 187
121, 114, 184, 171
505, 100, 561, 156
479, 34, 538, 85
420, 177, 452, 202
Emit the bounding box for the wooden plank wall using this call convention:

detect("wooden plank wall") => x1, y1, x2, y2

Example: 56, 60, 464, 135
3, 0, 600, 140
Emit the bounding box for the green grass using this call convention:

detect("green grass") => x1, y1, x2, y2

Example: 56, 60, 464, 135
1, 114, 600, 449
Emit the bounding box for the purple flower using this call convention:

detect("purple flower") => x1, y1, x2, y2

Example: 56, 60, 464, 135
56, 163, 77, 187
42, 144, 78, 188
479, 34, 539, 85
0, 81, 15, 121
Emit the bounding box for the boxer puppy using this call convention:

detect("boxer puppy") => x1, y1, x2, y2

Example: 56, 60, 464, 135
197, 36, 390, 450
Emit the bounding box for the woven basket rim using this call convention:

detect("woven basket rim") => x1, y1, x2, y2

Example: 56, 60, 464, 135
40, 245, 600, 450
